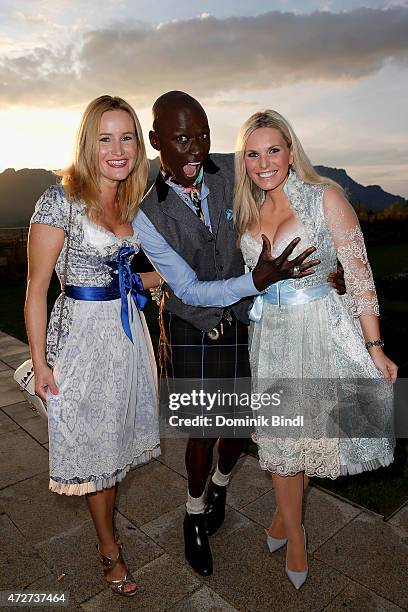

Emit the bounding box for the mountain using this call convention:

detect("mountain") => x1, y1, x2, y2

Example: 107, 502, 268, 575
314, 166, 405, 212
0, 168, 58, 227
0, 160, 404, 227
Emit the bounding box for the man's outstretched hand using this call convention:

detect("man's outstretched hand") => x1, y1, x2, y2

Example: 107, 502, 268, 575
327, 261, 346, 295
252, 235, 320, 292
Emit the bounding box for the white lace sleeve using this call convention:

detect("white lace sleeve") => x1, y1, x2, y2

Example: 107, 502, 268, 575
323, 187, 379, 317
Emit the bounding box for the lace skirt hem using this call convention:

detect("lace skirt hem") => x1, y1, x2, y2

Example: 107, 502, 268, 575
339, 452, 394, 476
258, 451, 394, 479
49, 445, 161, 496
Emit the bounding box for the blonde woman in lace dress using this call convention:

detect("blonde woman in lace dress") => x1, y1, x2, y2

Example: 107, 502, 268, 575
234, 110, 397, 589
25, 96, 161, 596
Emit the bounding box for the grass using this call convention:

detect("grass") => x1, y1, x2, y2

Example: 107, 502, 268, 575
317, 438, 408, 518
367, 242, 408, 278
380, 299, 408, 313
0, 275, 60, 344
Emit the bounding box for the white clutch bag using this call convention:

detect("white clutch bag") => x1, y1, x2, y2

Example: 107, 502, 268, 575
13, 359, 48, 419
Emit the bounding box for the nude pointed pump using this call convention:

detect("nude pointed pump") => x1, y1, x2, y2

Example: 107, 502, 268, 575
285, 525, 308, 590
265, 528, 288, 553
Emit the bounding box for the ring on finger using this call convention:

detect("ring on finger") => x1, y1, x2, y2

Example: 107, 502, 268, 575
293, 265, 300, 277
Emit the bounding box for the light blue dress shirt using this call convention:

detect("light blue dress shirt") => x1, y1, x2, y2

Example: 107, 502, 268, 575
133, 178, 259, 308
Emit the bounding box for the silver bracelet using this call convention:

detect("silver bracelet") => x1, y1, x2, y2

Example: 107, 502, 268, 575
150, 278, 164, 305
365, 339, 384, 350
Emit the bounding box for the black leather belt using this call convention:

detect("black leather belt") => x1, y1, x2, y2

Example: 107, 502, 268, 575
206, 309, 234, 341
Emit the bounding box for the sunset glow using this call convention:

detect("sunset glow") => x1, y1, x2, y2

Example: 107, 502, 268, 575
0, 1, 407, 196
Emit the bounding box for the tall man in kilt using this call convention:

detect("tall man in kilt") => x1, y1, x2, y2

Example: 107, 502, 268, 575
133, 91, 326, 576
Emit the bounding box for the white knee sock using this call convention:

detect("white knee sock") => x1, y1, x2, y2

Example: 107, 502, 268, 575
186, 491, 205, 515
212, 465, 231, 487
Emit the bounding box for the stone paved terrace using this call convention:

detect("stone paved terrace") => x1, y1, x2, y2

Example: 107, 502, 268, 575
0, 330, 407, 612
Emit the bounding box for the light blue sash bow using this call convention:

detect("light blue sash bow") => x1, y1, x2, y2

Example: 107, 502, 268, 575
249, 280, 332, 323
65, 246, 148, 342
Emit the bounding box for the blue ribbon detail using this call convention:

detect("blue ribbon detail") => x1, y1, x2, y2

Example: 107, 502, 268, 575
249, 280, 333, 323
65, 246, 148, 343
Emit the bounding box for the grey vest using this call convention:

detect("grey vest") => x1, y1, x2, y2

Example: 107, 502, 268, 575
139, 154, 251, 331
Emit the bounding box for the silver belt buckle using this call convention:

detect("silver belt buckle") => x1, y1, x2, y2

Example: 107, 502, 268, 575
207, 327, 220, 341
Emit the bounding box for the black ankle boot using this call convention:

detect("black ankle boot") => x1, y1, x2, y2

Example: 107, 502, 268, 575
183, 511, 213, 576
204, 479, 227, 536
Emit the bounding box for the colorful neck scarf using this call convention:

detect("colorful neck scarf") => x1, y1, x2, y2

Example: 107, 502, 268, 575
160, 166, 205, 222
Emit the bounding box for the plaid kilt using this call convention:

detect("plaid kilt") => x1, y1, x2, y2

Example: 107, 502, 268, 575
159, 311, 252, 435
161, 310, 250, 380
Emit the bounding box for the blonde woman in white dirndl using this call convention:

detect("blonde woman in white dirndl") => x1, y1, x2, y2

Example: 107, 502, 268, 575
235, 110, 397, 590
25, 95, 161, 597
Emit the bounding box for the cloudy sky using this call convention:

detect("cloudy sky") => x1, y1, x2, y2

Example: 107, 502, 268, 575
0, 0, 407, 196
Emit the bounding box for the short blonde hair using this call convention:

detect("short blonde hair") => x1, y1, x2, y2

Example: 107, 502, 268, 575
233, 109, 341, 241
59, 95, 148, 222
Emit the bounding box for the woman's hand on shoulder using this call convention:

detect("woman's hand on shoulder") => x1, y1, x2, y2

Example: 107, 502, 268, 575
368, 348, 398, 384
34, 363, 59, 401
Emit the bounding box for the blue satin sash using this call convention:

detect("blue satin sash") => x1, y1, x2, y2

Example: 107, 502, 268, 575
65, 246, 148, 343
249, 280, 332, 323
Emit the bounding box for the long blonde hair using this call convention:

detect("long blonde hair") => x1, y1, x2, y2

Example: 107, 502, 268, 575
233, 109, 342, 241
59, 95, 148, 222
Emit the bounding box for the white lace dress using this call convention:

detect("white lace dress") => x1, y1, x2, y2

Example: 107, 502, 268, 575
240, 171, 394, 479
31, 186, 160, 495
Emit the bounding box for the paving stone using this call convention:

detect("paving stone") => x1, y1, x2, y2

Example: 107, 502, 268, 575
0, 429, 48, 489
323, 580, 405, 612
7, 356, 33, 369
172, 586, 239, 611
0, 347, 31, 366
241, 485, 361, 553
227, 454, 273, 510
302, 486, 362, 551
206, 519, 347, 612
141, 503, 251, 566
315, 512, 408, 609
0, 370, 25, 407
0, 408, 20, 436
140, 504, 186, 562
0, 513, 49, 590
23, 573, 83, 611
2, 400, 40, 424
157, 436, 188, 478
19, 413, 49, 444
36, 515, 163, 604
80, 553, 200, 611
117, 461, 187, 526
0, 335, 28, 353
0, 472, 89, 545
388, 503, 408, 535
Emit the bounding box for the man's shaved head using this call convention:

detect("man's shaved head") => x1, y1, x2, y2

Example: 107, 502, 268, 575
149, 90, 211, 186
152, 91, 206, 132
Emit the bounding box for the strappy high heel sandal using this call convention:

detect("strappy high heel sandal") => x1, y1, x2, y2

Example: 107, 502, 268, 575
97, 544, 137, 597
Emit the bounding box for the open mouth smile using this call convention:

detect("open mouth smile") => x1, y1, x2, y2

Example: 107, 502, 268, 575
183, 161, 202, 178
107, 159, 128, 168
257, 170, 278, 178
